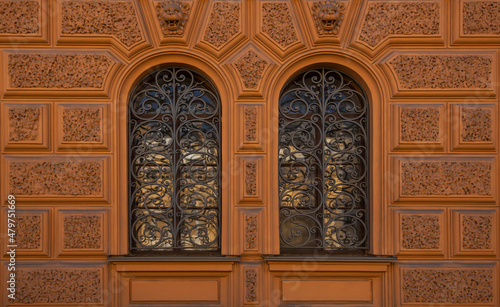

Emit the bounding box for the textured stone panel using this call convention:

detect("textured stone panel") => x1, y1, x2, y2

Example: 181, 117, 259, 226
245, 215, 257, 250
203, 2, 240, 48
14, 268, 102, 304
155, 0, 191, 36
402, 268, 493, 303
63, 215, 102, 249
16, 215, 41, 249
400, 107, 440, 142
245, 107, 257, 142
0, 1, 39, 34
360, 2, 440, 47
401, 161, 491, 196
388, 55, 492, 89
61, 1, 143, 47
62, 107, 101, 142
461, 107, 492, 142
402, 215, 440, 249
245, 268, 257, 303
262, 3, 298, 48
8, 106, 40, 141
8, 53, 113, 88
463, 1, 500, 35
463, 215, 492, 250
245, 161, 257, 196
234, 50, 269, 89
10, 161, 102, 195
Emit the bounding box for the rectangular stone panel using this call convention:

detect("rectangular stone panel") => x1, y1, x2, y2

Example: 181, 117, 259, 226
4, 156, 110, 203
236, 103, 265, 152
399, 264, 496, 305
392, 157, 496, 203
56, 208, 109, 256
56, 103, 111, 152
2, 102, 51, 152
452, 209, 497, 257
392, 104, 445, 152
452, 0, 500, 45
451, 104, 497, 152
393, 208, 446, 258
3, 263, 105, 305
380, 52, 496, 98
236, 155, 265, 204
1, 207, 50, 258
130, 279, 219, 302
0, 0, 49, 44
282, 279, 372, 302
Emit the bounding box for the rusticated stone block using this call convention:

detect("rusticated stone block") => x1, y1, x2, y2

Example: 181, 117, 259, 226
463, 1, 500, 35
14, 268, 102, 304
203, 2, 240, 48
401, 161, 491, 196
61, 1, 143, 47
234, 50, 269, 89
16, 215, 41, 249
389, 55, 492, 89
10, 161, 102, 195
360, 2, 440, 47
62, 107, 101, 142
462, 215, 492, 250
63, 215, 102, 249
402, 268, 493, 303
8, 106, 40, 141
461, 107, 492, 142
8, 53, 113, 88
262, 3, 298, 48
0, 1, 39, 34
402, 215, 440, 249
400, 106, 440, 142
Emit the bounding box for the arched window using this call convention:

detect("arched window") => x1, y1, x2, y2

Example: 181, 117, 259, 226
129, 68, 221, 252
278, 68, 368, 252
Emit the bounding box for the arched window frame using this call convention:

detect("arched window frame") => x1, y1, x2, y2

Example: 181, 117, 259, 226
128, 67, 222, 253
277, 67, 369, 253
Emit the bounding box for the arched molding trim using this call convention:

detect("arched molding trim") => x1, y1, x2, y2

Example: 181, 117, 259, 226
113, 51, 234, 255
266, 51, 388, 256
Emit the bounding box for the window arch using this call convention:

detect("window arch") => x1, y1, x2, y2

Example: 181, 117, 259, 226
278, 68, 368, 252
128, 67, 221, 252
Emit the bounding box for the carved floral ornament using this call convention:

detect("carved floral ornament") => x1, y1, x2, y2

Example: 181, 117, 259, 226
312, 0, 344, 35
156, 0, 190, 35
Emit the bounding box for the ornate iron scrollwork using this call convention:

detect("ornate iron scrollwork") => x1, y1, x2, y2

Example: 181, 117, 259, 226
129, 68, 221, 252
278, 68, 368, 251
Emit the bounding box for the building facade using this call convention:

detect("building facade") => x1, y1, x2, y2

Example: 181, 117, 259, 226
1, 0, 499, 306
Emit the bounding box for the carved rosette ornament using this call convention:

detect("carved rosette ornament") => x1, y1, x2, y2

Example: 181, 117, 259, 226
156, 0, 190, 35
312, 1, 344, 35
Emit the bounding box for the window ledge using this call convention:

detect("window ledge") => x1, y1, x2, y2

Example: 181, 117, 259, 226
263, 255, 397, 263
108, 255, 241, 262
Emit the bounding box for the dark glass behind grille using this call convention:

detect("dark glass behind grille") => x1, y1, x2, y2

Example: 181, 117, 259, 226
278, 68, 369, 252
129, 68, 221, 252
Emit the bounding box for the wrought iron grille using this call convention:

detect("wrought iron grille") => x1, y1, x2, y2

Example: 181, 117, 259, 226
129, 67, 221, 252
278, 68, 368, 251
